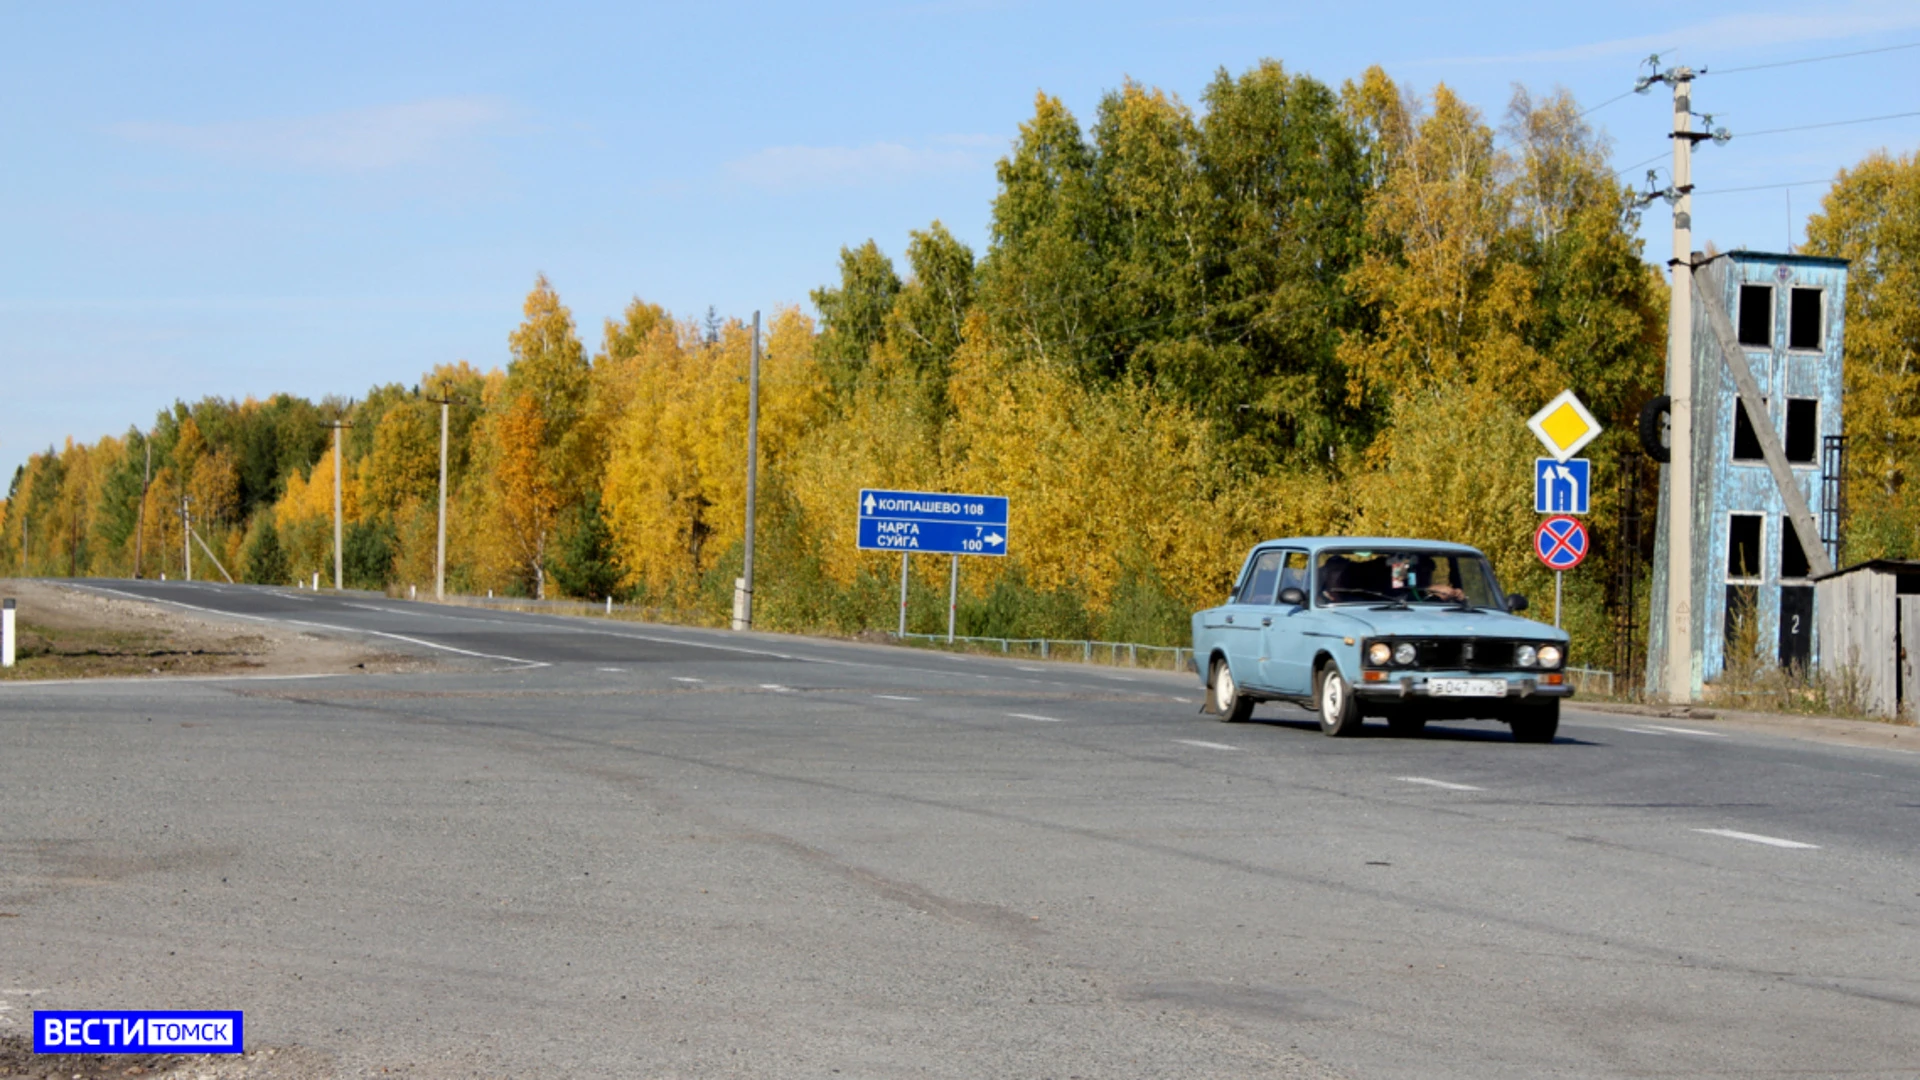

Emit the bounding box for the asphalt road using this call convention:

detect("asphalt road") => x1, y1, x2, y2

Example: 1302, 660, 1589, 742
3, 580, 1917, 1079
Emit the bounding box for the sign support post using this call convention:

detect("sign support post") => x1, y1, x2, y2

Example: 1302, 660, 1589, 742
1555, 571, 1563, 629
898, 552, 909, 636
947, 556, 958, 643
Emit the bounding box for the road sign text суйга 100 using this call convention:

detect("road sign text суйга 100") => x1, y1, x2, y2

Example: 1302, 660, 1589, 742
857, 489, 1009, 557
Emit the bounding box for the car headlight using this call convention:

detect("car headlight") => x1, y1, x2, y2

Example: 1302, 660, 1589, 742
1515, 645, 1538, 668
1393, 642, 1417, 665
1538, 645, 1563, 669
1367, 642, 1392, 666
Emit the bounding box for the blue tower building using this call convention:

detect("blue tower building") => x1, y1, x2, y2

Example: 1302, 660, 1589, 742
1646, 249, 1848, 697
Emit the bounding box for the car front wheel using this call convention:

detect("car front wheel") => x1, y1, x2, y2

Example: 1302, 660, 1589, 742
1318, 665, 1363, 737
1212, 657, 1254, 723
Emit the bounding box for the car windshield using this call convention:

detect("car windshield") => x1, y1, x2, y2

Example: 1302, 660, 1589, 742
1314, 548, 1504, 608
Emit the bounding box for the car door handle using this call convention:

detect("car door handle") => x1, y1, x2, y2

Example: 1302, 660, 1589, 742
1261, 617, 1272, 626
1225, 615, 1234, 624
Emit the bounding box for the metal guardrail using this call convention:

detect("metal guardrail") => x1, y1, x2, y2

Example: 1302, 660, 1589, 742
895, 632, 1191, 672
1564, 665, 1616, 697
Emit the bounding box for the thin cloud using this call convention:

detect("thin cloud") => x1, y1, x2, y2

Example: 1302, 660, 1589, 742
726, 139, 995, 190
1431, 3, 1920, 66
112, 97, 515, 172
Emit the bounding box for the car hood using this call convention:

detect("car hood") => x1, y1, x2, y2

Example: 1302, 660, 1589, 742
1320, 605, 1568, 641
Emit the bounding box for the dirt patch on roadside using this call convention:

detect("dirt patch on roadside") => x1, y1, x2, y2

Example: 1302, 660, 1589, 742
0, 1035, 334, 1079
0, 581, 430, 681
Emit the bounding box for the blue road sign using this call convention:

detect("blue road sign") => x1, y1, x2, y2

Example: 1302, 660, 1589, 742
858, 489, 1009, 556
1534, 515, 1590, 570
1534, 457, 1591, 515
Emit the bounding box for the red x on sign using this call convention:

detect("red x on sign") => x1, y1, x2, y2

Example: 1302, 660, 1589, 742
1534, 515, 1589, 571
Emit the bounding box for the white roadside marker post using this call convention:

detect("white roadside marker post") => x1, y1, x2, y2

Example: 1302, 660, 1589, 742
2, 598, 14, 668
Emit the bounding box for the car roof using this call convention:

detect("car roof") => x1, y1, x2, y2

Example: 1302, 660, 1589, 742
1251, 537, 1488, 556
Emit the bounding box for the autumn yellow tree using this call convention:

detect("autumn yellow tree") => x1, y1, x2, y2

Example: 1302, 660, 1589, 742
1805, 150, 1920, 559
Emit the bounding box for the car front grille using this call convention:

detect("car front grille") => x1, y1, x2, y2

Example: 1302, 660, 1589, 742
1391, 638, 1521, 672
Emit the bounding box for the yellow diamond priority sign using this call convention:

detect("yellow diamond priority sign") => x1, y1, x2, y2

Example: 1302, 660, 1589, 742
1527, 389, 1601, 463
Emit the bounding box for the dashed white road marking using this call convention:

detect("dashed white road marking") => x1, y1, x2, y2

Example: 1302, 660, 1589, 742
1175, 739, 1239, 751
1172, 695, 1192, 703
1016, 667, 1046, 672
873, 695, 920, 701
1639, 724, 1729, 738
1009, 712, 1064, 722
1695, 828, 1820, 850
1397, 776, 1485, 792
671, 677, 704, 684
597, 667, 627, 673
760, 683, 794, 692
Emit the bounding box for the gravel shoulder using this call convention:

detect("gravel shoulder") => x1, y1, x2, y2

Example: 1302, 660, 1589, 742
0, 580, 432, 682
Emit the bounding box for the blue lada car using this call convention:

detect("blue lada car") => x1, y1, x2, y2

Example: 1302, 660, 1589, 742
1191, 537, 1571, 742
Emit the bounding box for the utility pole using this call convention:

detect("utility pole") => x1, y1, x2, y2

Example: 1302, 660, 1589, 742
323, 414, 353, 590
181, 495, 192, 582
1665, 66, 1697, 705
1635, 58, 1724, 703
424, 393, 457, 601
133, 435, 151, 578
735, 311, 761, 631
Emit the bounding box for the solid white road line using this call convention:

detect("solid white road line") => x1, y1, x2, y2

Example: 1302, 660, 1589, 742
873, 695, 920, 701
1694, 828, 1820, 850
1009, 712, 1064, 722
1397, 776, 1485, 792
1175, 739, 1239, 751
1641, 724, 1730, 738
70, 584, 551, 670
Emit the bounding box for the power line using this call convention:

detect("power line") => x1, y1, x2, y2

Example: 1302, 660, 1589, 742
1713, 40, 1920, 75
1578, 88, 1637, 120
1614, 150, 1668, 178
1693, 179, 1829, 195
1736, 109, 1920, 139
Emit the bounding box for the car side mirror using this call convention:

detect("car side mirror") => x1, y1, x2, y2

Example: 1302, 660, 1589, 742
1277, 587, 1306, 607
1507, 593, 1529, 612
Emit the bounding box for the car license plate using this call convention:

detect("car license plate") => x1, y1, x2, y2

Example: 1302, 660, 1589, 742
1428, 678, 1508, 698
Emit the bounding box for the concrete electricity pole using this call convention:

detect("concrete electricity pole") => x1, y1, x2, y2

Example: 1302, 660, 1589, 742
181, 495, 192, 582
1664, 66, 1697, 704
424, 393, 457, 601
735, 311, 761, 631
132, 435, 151, 578
1635, 59, 1724, 703
324, 414, 353, 590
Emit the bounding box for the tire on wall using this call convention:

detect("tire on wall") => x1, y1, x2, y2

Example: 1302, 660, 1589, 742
1638, 395, 1671, 463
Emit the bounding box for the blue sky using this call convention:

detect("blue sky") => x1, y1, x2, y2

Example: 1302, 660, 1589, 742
4, 1, 1918, 482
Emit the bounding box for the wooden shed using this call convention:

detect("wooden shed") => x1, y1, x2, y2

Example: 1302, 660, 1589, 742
1813, 559, 1920, 722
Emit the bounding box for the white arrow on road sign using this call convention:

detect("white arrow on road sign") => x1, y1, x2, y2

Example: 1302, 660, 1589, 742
985, 532, 1004, 547
1534, 458, 1591, 515
863, 493, 877, 515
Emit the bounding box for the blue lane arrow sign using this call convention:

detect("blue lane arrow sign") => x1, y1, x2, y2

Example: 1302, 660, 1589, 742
1534, 457, 1591, 515
857, 489, 1009, 557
